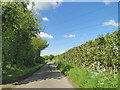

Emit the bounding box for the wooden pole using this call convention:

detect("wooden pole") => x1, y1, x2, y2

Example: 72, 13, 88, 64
65, 51, 66, 63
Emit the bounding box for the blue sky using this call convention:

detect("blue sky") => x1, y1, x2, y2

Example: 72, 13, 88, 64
30, 1, 118, 56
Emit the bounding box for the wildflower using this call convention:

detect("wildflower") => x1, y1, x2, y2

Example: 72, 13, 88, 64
94, 62, 97, 64
100, 70, 103, 73
104, 76, 107, 79
92, 63, 94, 66
97, 83, 100, 85
94, 72, 98, 76
102, 74, 105, 76
91, 75, 95, 78
91, 72, 93, 73
100, 83, 104, 85
97, 82, 104, 85
101, 78, 105, 82
100, 65, 104, 68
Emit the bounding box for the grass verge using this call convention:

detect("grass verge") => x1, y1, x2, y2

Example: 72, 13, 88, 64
54, 59, 118, 88
2, 62, 47, 84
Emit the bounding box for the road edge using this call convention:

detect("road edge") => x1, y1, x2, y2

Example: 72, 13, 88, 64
2, 62, 47, 85
53, 62, 79, 88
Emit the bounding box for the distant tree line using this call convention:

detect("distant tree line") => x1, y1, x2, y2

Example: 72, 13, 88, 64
43, 55, 54, 60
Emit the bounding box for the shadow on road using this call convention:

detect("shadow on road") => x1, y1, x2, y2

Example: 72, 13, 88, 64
14, 62, 63, 85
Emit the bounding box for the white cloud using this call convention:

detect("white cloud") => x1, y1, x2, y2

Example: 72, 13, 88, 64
64, 35, 67, 38
54, 52, 58, 54
27, 0, 63, 10
103, 0, 111, 5
103, 20, 119, 27
64, 34, 76, 38
42, 17, 49, 21
36, 32, 53, 39
69, 34, 76, 37
60, 51, 65, 54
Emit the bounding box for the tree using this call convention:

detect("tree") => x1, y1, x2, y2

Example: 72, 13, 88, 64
31, 38, 49, 63
43, 55, 49, 60
48, 55, 54, 60
2, 2, 48, 68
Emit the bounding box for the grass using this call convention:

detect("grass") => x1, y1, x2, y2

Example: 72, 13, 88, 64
2, 61, 47, 83
54, 59, 118, 88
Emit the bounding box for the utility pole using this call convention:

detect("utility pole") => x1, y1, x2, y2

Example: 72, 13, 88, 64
65, 51, 66, 63
118, 46, 120, 70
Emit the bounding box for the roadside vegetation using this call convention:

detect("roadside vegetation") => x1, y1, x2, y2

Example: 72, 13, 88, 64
1, 1, 119, 88
3, 59, 47, 82
43, 55, 54, 61
2, 1, 49, 83
54, 59, 118, 88
53, 29, 119, 88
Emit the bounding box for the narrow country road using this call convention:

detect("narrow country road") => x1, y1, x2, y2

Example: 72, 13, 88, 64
2, 62, 76, 88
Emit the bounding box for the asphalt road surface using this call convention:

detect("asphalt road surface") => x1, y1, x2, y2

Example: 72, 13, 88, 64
1, 62, 76, 88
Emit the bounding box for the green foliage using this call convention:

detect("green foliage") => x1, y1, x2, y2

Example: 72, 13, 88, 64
43, 55, 54, 60
48, 55, 54, 60
43, 55, 49, 60
53, 30, 119, 88
2, 2, 49, 69
31, 38, 49, 51
31, 38, 49, 63
2, 2, 49, 82
2, 63, 45, 82
67, 67, 118, 88
54, 30, 119, 73
55, 60, 118, 88
53, 53, 65, 61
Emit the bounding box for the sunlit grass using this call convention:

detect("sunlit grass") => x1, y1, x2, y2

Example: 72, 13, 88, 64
54, 59, 118, 88
8, 75, 13, 77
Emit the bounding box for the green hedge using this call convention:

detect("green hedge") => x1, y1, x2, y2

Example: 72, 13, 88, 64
54, 30, 119, 73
